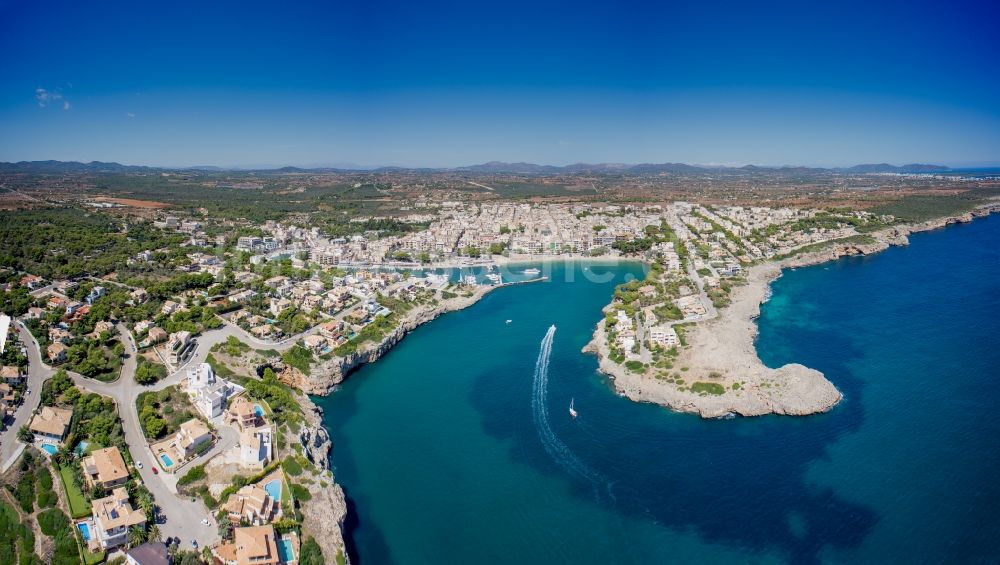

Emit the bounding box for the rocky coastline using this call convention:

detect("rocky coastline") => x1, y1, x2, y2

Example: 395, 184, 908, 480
295, 398, 350, 563
301, 281, 538, 395
583, 204, 1000, 418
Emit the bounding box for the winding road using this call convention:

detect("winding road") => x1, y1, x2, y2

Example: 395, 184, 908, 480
0, 316, 306, 549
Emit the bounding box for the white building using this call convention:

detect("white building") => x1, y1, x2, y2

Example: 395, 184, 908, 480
240, 428, 273, 469
167, 330, 192, 365
185, 363, 241, 419
649, 325, 679, 348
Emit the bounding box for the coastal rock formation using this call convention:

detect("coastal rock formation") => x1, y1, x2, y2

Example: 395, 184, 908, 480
299, 476, 349, 564
297, 399, 349, 562
299, 421, 332, 472
304, 286, 496, 394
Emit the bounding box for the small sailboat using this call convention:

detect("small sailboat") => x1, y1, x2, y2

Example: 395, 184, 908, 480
505, 319, 512, 324
569, 398, 578, 419
524, 267, 541, 276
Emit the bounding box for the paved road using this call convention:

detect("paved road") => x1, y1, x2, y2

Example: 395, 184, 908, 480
0, 320, 52, 472
686, 259, 719, 320
633, 312, 652, 363
5, 313, 314, 549
68, 324, 223, 549
11, 321, 221, 548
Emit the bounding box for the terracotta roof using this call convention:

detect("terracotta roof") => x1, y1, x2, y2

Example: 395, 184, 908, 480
234, 525, 280, 565
83, 447, 129, 486
92, 487, 146, 531
223, 484, 272, 521
29, 405, 72, 437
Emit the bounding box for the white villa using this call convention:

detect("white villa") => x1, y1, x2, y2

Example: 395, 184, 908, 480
89, 488, 147, 549
185, 363, 241, 419
240, 428, 273, 469
649, 325, 679, 348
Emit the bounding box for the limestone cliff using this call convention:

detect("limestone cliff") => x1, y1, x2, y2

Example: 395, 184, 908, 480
303, 286, 495, 395
297, 398, 349, 563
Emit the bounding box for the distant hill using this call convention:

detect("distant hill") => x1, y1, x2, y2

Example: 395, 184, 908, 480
456, 161, 564, 174
0, 159, 954, 175
840, 163, 950, 174
0, 160, 159, 173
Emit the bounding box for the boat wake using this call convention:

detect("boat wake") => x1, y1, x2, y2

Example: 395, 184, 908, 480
531, 325, 613, 501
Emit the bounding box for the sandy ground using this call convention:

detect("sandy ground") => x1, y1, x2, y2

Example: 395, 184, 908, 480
94, 196, 171, 208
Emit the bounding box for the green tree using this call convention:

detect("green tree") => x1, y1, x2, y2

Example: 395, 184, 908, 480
127, 524, 147, 549
298, 537, 325, 565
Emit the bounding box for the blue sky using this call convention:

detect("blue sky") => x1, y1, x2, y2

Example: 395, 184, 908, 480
1, 0, 998, 168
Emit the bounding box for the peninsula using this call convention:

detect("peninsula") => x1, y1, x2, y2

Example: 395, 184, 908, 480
585, 203, 1000, 417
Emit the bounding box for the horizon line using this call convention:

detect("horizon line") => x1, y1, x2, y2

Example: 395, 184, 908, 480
3, 158, 999, 172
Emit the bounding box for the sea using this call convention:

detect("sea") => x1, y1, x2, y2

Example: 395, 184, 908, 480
314, 213, 1000, 564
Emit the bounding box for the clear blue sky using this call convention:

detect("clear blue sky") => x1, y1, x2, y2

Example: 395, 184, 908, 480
1, 0, 998, 168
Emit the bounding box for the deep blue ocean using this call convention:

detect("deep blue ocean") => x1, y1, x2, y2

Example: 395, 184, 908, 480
316, 214, 1000, 564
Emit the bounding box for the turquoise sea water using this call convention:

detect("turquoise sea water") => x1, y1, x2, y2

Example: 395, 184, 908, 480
316, 215, 1000, 564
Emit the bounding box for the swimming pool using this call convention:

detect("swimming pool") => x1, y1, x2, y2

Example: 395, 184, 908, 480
277, 537, 295, 562
74, 441, 90, 455
159, 453, 174, 467
40, 443, 58, 455
264, 479, 282, 501
254, 404, 265, 417
77, 522, 91, 541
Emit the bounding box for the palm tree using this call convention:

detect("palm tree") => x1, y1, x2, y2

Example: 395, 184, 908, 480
147, 524, 162, 542
127, 524, 147, 548
136, 490, 154, 518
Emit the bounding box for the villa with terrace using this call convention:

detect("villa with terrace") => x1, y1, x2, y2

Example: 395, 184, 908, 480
227, 396, 264, 430
240, 428, 273, 469
0, 382, 17, 417
213, 524, 299, 565
185, 362, 242, 419
150, 417, 213, 472
29, 405, 72, 444
82, 446, 130, 489
222, 483, 279, 525
82, 487, 147, 550
228, 396, 274, 468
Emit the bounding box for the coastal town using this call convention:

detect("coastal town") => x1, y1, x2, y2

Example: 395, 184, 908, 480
5, 0, 1000, 559
1, 162, 999, 565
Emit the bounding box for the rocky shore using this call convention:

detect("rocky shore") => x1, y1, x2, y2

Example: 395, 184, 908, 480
296, 399, 350, 563
302, 284, 508, 395
584, 204, 1000, 418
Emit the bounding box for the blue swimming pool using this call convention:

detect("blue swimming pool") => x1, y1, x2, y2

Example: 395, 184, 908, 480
40, 443, 58, 455
264, 479, 282, 501
77, 522, 91, 541
254, 404, 264, 417
74, 441, 90, 455
159, 453, 174, 467
277, 537, 295, 562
